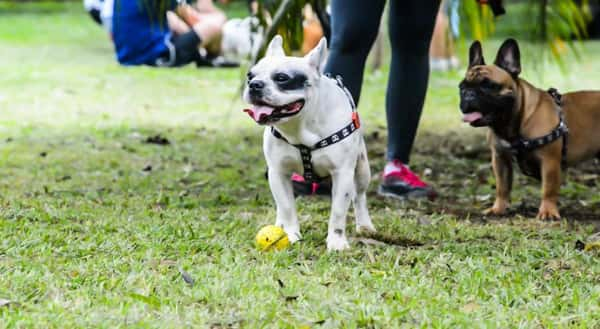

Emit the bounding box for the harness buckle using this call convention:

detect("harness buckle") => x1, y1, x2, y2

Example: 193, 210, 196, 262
352, 112, 361, 129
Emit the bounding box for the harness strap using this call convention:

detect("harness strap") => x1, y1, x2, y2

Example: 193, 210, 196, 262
509, 88, 569, 173
270, 74, 359, 183
329, 74, 356, 110
509, 119, 568, 151
548, 88, 569, 168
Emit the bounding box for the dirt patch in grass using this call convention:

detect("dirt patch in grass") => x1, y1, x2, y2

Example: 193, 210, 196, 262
365, 130, 600, 229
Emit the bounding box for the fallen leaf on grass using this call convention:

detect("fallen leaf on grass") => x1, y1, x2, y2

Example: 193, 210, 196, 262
283, 295, 299, 302
0, 299, 19, 308
577, 241, 600, 252
275, 278, 298, 302
575, 232, 600, 252
580, 174, 598, 182
179, 268, 194, 286
369, 269, 387, 277
461, 302, 480, 313
144, 134, 170, 145
365, 249, 376, 263
159, 259, 178, 267
543, 260, 573, 280
476, 194, 492, 202
57, 175, 72, 182
587, 231, 600, 242
209, 318, 245, 329
276, 278, 285, 288
417, 217, 432, 226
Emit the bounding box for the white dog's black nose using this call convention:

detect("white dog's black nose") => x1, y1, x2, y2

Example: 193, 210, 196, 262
249, 80, 265, 93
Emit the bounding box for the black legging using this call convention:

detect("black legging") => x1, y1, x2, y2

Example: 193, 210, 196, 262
324, 0, 440, 163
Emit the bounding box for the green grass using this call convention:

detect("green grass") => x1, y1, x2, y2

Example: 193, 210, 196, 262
1, 3, 600, 328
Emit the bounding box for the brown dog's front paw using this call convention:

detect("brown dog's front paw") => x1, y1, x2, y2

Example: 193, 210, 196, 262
537, 201, 561, 220
483, 199, 509, 216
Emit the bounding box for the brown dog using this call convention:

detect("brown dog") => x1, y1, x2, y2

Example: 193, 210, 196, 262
459, 39, 600, 220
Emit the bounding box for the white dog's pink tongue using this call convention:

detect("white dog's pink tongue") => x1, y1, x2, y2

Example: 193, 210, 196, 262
243, 105, 275, 122
462, 112, 483, 123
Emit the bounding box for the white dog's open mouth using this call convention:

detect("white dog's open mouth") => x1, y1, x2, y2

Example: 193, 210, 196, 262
243, 99, 305, 124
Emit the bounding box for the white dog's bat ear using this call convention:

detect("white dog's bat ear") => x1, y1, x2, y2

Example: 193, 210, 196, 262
265, 35, 285, 57
306, 37, 328, 73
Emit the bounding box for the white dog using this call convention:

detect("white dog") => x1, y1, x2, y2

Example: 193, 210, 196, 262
242, 35, 375, 251
221, 17, 263, 61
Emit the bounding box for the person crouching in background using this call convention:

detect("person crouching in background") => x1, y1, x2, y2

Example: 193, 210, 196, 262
86, 0, 236, 67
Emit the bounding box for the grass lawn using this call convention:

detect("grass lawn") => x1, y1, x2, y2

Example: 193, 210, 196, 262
1, 2, 599, 328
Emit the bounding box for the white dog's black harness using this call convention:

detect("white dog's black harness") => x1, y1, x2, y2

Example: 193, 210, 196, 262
508, 88, 569, 178
271, 75, 360, 183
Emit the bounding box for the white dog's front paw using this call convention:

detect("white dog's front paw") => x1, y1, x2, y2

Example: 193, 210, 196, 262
327, 234, 350, 251
355, 215, 376, 233
356, 223, 376, 233
284, 229, 302, 243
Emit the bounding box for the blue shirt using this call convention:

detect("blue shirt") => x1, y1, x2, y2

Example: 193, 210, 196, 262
112, 0, 176, 65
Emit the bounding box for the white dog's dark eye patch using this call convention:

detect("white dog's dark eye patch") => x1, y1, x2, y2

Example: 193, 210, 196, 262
272, 71, 308, 90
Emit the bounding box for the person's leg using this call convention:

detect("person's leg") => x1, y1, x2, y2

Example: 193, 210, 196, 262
158, 6, 229, 67
170, 30, 203, 66
386, 0, 439, 163
166, 11, 191, 35
292, 0, 384, 197
195, 0, 219, 13
378, 0, 439, 200
174, 7, 224, 51
324, 0, 386, 103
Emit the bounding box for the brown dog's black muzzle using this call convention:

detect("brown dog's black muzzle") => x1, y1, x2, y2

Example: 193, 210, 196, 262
460, 89, 478, 112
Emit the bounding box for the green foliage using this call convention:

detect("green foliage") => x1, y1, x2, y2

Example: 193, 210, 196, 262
461, 0, 498, 40
256, 0, 307, 53
461, 0, 590, 66
253, 0, 591, 66
252, 0, 329, 61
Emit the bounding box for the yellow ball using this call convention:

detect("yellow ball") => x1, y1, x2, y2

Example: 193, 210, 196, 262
255, 225, 290, 251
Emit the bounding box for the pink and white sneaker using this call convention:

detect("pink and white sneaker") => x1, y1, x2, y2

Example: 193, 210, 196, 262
378, 160, 436, 200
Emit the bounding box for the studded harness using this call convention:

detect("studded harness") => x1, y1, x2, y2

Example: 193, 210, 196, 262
270, 74, 361, 183
507, 88, 569, 177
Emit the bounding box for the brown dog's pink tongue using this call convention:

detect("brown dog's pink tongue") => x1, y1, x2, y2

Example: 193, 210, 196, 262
462, 112, 483, 123
243, 105, 275, 122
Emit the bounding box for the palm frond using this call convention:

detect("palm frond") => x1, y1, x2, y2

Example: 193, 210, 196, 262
462, 0, 590, 68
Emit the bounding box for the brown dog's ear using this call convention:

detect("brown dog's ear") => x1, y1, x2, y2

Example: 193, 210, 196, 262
494, 38, 521, 77
468, 41, 485, 68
